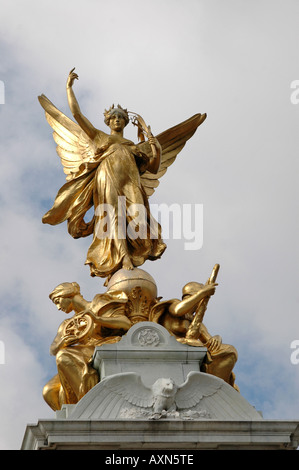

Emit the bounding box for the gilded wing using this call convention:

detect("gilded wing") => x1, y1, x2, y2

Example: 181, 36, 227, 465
38, 94, 96, 181
139, 113, 207, 197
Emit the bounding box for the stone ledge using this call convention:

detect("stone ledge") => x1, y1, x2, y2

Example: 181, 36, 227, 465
21, 419, 299, 450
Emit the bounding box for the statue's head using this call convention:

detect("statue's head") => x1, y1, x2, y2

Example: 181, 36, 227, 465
49, 282, 81, 313
104, 104, 129, 128
182, 282, 204, 298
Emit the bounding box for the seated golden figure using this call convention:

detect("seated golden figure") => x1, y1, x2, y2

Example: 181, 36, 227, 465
150, 280, 239, 391
43, 282, 131, 411
43, 269, 238, 411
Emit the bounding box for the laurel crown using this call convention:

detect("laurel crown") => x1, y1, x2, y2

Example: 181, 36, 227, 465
104, 104, 129, 126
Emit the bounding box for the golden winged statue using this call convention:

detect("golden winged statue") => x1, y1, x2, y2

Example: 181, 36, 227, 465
39, 68, 207, 282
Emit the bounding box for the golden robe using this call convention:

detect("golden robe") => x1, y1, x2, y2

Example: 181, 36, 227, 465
42, 133, 166, 278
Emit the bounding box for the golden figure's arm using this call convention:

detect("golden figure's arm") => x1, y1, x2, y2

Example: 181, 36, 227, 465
168, 284, 217, 317
146, 135, 162, 174
138, 113, 207, 198
129, 112, 161, 174
88, 310, 132, 331
49, 320, 75, 356
66, 68, 97, 141
198, 324, 222, 351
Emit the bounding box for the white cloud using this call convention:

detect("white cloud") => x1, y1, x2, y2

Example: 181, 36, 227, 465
0, 319, 54, 449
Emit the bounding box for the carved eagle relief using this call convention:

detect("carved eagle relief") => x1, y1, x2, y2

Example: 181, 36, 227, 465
68, 370, 263, 421
69, 371, 220, 420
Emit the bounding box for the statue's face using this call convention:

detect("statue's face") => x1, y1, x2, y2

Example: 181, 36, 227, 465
53, 296, 73, 313
109, 111, 126, 132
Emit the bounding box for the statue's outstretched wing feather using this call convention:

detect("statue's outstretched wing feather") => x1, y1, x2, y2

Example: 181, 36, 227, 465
68, 372, 154, 420
38, 94, 96, 181
139, 113, 207, 197
100, 373, 154, 409
175, 371, 223, 409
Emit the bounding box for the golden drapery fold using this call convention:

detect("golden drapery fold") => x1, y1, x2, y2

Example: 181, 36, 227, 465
39, 93, 207, 281
42, 139, 166, 278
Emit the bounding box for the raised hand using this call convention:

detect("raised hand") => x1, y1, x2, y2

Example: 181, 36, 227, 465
67, 67, 79, 89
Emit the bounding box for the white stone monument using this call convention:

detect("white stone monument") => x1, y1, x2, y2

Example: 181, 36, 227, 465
21, 322, 299, 450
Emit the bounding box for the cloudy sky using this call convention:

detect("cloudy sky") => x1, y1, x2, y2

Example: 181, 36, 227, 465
0, 0, 298, 449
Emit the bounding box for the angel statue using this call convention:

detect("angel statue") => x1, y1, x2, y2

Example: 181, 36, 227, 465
39, 68, 207, 283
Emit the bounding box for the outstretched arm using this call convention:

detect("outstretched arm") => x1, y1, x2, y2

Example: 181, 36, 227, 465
66, 68, 97, 140
88, 309, 132, 331
168, 283, 217, 317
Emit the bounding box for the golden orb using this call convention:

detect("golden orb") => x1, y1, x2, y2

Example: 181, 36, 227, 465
106, 268, 157, 299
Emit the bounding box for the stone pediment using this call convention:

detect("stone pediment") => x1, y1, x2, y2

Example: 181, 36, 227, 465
58, 322, 262, 422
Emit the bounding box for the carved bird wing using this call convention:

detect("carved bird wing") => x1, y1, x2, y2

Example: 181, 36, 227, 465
138, 113, 207, 197
175, 371, 223, 409
69, 372, 155, 420
38, 94, 97, 181
99, 372, 154, 409
174, 371, 264, 420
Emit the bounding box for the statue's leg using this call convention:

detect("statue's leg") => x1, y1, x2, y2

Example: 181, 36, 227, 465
42, 374, 62, 411
204, 344, 239, 390
56, 346, 99, 404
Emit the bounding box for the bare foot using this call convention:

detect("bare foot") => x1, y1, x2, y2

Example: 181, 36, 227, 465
103, 275, 112, 287
122, 255, 134, 270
